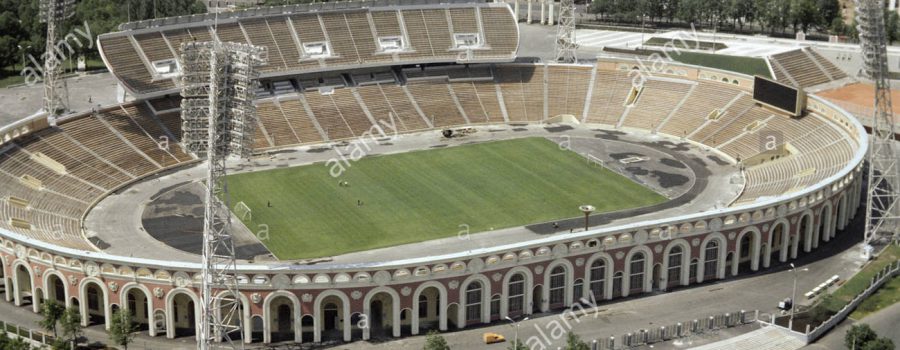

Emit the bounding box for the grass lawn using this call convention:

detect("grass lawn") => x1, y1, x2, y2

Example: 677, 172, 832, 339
851, 274, 900, 320
666, 51, 772, 78
820, 245, 900, 315
226, 137, 666, 260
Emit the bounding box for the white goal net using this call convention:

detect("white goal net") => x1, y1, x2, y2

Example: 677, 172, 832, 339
234, 201, 252, 221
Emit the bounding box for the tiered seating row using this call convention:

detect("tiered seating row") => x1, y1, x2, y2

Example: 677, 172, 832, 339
621, 79, 692, 130
0, 64, 860, 251
769, 48, 847, 88
103, 4, 517, 95
0, 102, 199, 249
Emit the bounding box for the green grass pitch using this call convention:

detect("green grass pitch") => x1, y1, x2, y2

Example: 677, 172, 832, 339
226, 137, 667, 259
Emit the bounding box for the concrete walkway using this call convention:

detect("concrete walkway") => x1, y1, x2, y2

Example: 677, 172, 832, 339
690, 327, 805, 350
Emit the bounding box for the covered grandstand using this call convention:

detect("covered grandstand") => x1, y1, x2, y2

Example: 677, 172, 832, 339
0, 0, 870, 346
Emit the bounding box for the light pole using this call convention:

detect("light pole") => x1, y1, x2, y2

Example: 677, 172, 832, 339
16, 45, 30, 71
505, 316, 529, 347
788, 263, 808, 330
579, 205, 595, 232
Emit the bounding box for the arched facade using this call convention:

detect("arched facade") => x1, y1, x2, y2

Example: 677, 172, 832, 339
0, 56, 868, 347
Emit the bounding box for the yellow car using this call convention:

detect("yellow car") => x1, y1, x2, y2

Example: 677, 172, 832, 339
483, 332, 506, 344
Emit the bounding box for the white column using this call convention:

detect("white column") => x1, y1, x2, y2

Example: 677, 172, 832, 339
527, 0, 533, 24
540, 0, 546, 25
514, 0, 520, 21
548, 2, 555, 26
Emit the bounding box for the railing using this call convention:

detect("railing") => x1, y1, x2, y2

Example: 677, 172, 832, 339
804, 259, 900, 343
757, 258, 900, 344
586, 310, 758, 350
1, 320, 55, 347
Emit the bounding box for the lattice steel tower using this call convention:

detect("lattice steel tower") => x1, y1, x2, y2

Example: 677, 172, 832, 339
857, 0, 900, 245
180, 40, 266, 349
554, 0, 577, 63
39, 0, 75, 116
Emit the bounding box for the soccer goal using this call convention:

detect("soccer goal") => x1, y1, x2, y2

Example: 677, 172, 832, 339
234, 201, 252, 221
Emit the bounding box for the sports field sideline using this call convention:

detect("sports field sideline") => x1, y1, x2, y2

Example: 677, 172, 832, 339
226, 137, 666, 259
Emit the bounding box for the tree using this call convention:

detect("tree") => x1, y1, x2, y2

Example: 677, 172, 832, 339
40, 300, 66, 338
507, 339, 528, 350
886, 10, 900, 45
791, 0, 822, 33
59, 306, 83, 350
109, 309, 139, 350
423, 330, 450, 350
817, 0, 842, 26
565, 331, 591, 350
846, 324, 878, 350
862, 337, 896, 350
729, 0, 757, 32
0, 330, 33, 350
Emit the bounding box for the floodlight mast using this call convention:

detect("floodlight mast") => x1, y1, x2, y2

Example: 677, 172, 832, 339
180, 40, 265, 350
554, 0, 577, 63
856, 0, 900, 247
40, 0, 75, 117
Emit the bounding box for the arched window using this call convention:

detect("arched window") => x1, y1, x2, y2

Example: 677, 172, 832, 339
689, 259, 698, 281
490, 295, 500, 319
704, 241, 719, 279
630, 252, 646, 292
548, 266, 566, 306
465, 282, 482, 322
589, 259, 606, 300
572, 279, 583, 302
667, 246, 683, 287
418, 294, 428, 318
508, 274, 525, 315
612, 272, 623, 298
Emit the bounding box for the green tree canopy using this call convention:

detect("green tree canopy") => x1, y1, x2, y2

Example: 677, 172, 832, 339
846, 324, 879, 350
424, 330, 450, 350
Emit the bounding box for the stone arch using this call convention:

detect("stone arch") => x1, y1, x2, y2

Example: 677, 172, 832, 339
623, 245, 653, 297
363, 286, 401, 339
733, 226, 762, 275
313, 290, 351, 342
78, 277, 111, 330
835, 194, 848, 231
797, 210, 814, 254
165, 288, 201, 340
698, 233, 728, 282
0, 256, 7, 303
120, 282, 155, 337
458, 274, 491, 327
41, 269, 69, 307
766, 218, 790, 265
541, 259, 574, 312
585, 252, 614, 301
213, 290, 252, 343
263, 291, 301, 343
817, 201, 834, 245
501, 266, 534, 319
412, 281, 447, 335
11, 260, 34, 309
662, 239, 690, 290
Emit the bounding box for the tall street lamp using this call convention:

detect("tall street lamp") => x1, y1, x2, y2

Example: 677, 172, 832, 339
579, 205, 595, 232
788, 263, 809, 330
505, 316, 529, 347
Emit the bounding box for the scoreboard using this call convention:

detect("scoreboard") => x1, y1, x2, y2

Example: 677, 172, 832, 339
752, 76, 806, 117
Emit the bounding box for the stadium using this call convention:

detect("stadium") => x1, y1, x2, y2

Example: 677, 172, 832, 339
0, 0, 880, 348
